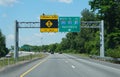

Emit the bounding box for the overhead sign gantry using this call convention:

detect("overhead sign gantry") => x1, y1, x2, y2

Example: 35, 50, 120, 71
14, 14, 104, 60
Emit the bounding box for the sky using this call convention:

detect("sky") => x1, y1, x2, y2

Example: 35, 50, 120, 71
0, 0, 90, 48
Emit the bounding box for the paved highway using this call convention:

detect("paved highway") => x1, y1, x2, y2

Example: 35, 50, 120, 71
0, 53, 120, 77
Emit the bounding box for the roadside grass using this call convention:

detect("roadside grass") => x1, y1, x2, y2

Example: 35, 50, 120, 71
67, 53, 120, 64
67, 53, 90, 58
0, 53, 47, 69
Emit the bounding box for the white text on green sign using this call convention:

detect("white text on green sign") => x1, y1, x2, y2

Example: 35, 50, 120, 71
59, 17, 80, 32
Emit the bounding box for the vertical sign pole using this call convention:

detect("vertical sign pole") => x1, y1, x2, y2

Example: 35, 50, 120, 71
14, 20, 19, 60
100, 20, 104, 57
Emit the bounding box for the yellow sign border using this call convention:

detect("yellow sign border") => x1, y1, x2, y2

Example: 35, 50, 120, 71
40, 28, 58, 32
40, 15, 58, 20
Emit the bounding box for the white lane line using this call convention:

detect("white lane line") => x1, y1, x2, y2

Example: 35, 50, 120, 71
65, 54, 120, 72
72, 65, 75, 69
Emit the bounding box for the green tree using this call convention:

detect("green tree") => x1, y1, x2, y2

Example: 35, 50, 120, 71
41, 45, 49, 52
55, 44, 62, 52
89, 0, 120, 49
89, 0, 120, 58
66, 32, 78, 50
77, 8, 99, 54
11, 45, 14, 50
60, 38, 70, 51
0, 30, 9, 57
47, 43, 58, 53
81, 8, 98, 21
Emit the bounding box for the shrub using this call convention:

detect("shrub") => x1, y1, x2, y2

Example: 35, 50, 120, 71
106, 47, 120, 58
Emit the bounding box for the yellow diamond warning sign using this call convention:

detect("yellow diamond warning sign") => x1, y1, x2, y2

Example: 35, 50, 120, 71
45, 20, 53, 28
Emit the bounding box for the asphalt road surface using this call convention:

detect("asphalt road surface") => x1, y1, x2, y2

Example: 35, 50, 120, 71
0, 53, 120, 77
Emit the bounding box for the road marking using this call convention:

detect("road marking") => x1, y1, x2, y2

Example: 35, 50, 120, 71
20, 58, 48, 77
72, 65, 75, 69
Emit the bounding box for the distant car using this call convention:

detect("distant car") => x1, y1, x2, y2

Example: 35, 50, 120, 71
6, 54, 11, 58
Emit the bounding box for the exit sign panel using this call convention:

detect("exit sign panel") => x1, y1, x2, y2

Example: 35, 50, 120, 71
59, 17, 80, 32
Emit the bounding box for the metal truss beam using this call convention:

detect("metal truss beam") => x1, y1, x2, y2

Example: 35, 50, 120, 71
81, 21, 100, 28
18, 22, 40, 28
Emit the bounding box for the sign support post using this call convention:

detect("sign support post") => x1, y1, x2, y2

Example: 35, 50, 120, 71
100, 20, 104, 57
14, 20, 19, 60
81, 20, 105, 57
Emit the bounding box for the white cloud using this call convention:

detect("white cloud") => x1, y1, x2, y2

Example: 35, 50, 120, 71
51, 0, 73, 4
58, 0, 73, 3
0, 0, 18, 6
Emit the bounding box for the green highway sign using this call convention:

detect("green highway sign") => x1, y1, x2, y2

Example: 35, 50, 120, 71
59, 17, 80, 32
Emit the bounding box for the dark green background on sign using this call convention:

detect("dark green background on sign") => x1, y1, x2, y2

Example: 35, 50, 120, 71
59, 17, 80, 32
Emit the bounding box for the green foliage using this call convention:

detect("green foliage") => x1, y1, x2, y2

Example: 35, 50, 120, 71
48, 43, 57, 52
89, 0, 120, 49
90, 50, 99, 55
20, 44, 49, 52
20, 43, 61, 53
63, 49, 77, 53
0, 30, 9, 57
55, 44, 62, 52
106, 47, 120, 58
37, 45, 49, 52
10, 45, 14, 50
89, 0, 120, 58
61, 38, 70, 50
81, 8, 98, 21
106, 32, 120, 49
